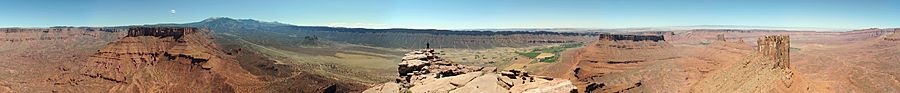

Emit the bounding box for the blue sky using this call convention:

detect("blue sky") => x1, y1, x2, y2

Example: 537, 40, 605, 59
1, 0, 898, 29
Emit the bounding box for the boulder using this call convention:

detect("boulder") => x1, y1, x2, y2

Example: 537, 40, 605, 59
500, 75, 524, 87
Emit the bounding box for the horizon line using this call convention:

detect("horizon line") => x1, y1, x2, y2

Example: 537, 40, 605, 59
0, 17, 892, 31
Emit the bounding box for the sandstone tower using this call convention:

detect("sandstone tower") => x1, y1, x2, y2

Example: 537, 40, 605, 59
757, 35, 790, 69
716, 34, 726, 41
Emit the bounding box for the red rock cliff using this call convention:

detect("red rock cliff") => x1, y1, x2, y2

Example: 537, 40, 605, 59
757, 35, 790, 69
598, 34, 666, 42
79, 27, 258, 92
125, 27, 196, 40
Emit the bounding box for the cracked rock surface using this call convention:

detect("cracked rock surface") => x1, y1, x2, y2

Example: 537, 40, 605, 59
365, 49, 576, 93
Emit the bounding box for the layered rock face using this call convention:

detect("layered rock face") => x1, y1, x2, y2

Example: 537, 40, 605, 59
628, 31, 675, 36
1, 28, 115, 42
77, 27, 257, 92
0, 27, 121, 92
757, 35, 790, 69
594, 34, 672, 49
598, 34, 665, 42
125, 27, 195, 40
2, 26, 354, 92
561, 36, 685, 93
82, 27, 201, 82
365, 49, 577, 93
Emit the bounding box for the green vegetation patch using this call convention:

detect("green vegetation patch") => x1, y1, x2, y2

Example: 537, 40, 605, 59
560, 43, 585, 48
517, 42, 584, 63
517, 52, 541, 58
790, 47, 801, 51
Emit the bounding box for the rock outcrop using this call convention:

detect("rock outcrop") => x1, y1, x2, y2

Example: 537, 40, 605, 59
884, 29, 900, 41
594, 34, 672, 50
77, 27, 257, 92
397, 49, 485, 87
0, 26, 357, 92
0, 27, 124, 92
365, 48, 577, 93
757, 35, 790, 69
692, 35, 827, 93
628, 31, 675, 36
125, 27, 196, 40
716, 34, 727, 41
598, 34, 665, 42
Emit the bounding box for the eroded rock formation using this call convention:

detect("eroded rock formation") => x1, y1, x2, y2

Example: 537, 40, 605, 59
757, 35, 790, 69
125, 27, 196, 40
716, 34, 726, 41
692, 35, 828, 92
884, 29, 900, 41
365, 48, 577, 93
0, 27, 123, 92
598, 34, 665, 42
77, 27, 256, 92
628, 31, 675, 36
594, 34, 672, 50
397, 49, 485, 86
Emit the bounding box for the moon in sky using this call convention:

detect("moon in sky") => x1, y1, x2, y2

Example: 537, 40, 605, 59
170, 10, 176, 14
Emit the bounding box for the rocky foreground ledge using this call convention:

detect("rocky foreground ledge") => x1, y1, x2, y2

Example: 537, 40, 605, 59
364, 49, 577, 93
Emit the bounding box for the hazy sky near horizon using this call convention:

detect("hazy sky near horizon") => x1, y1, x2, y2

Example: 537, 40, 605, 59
1, 0, 898, 29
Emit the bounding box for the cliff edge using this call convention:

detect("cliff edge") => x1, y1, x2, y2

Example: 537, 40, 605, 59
76, 27, 260, 92
364, 48, 578, 93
